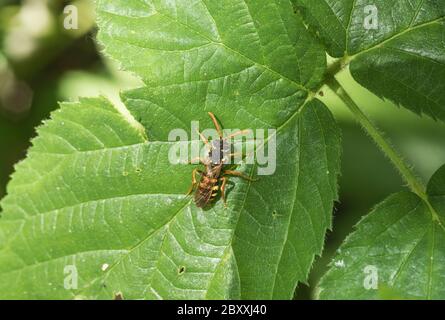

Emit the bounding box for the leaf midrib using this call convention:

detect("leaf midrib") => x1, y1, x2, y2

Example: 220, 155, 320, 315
349, 16, 445, 60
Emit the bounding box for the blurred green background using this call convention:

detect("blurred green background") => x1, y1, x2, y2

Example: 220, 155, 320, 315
0, 0, 444, 299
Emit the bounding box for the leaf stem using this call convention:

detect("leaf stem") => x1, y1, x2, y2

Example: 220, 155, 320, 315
326, 76, 428, 200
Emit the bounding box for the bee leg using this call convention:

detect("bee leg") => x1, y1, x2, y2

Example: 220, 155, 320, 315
223, 170, 258, 182
225, 129, 252, 139
186, 157, 209, 165
226, 152, 243, 161
195, 129, 210, 146
186, 169, 202, 195
220, 177, 228, 208
228, 152, 242, 157
195, 129, 215, 156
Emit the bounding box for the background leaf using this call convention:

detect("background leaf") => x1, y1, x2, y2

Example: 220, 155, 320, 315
318, 164, 445, 299
293, 0, 445, 122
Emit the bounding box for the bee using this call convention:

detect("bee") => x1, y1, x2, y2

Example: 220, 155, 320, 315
186, 112, 256, 208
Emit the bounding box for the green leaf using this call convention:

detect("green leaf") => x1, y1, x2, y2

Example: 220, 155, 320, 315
97, 0, 326, 91
318, 164, 445, 299
293, 0, 445, 122
97, 0, 328, 141
0, 0, 342, 299
0, 97, 340, 299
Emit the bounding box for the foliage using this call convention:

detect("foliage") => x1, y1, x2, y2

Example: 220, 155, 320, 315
0, 0, 443, 299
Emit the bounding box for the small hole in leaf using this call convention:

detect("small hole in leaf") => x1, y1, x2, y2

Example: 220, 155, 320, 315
178, 266, 186, 275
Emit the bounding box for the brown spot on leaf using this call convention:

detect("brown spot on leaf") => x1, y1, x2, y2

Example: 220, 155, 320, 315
114, 292, 124, 300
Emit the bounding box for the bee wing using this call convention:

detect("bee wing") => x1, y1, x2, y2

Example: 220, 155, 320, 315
194, 187, 213, 208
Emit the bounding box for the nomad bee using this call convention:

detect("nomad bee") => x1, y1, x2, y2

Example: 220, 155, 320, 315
186, 112, 255, 208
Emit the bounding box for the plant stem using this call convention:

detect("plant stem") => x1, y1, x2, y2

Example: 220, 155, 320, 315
326, 76, 428, 200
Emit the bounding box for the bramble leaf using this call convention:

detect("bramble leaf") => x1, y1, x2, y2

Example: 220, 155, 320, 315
293, 0, 445, 122
0, 97, 340, 299
318, 164, 445, 299
0, 0, 341, 299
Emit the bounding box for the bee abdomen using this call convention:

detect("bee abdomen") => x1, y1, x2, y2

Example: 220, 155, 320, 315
194, 173, 220, 207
